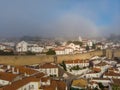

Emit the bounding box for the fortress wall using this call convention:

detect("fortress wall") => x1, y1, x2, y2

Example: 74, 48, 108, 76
0, 50, 102, 66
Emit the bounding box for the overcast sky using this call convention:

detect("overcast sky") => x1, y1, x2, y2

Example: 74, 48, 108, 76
0, 0, 120, 38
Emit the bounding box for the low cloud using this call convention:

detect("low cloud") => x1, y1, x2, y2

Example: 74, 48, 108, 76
45, 13, 99, 38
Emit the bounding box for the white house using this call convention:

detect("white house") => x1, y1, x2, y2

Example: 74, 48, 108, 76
103, 67, 120, 79
85, 71, 102, 79
1, 77, 40, 90
0, 72, 20, 86
39, 63, 59, 77
16, 41, 28, 53
16, 41, 44, 53
87, 40, 93, 47
64, 47, 73, 54
90, 78, 111, 86
103, 71, 120, 79
54, 46, 73, 55
67, 43, 80, 51
0, 43, 13, 52
0, 44, 6, 50
28, 44, 44, 53
65, 59, 89, 69
54, 48, 65, 55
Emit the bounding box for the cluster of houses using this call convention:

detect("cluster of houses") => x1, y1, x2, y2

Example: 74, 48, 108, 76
0, 36, 120, 55
0, 55, 120, 89
60, 56, 120, 90
0, 63, 67, 90
16, 41, 44, 53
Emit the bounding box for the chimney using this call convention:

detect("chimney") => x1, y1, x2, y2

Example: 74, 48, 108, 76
12, 67, 15, 74
7, 65, 11, 70
24, 72, 27, 76
17, 69, 19, 74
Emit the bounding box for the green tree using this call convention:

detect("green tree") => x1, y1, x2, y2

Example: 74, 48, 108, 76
93, 87, 99, 90
0, 50, 14, 55
46, 49, 56, 55
60, 61, 67, 71
98, 83, 104, 90
86, 45, 90, 51
73, 41, 83, 46
92, 43, 96, 49
26, 51, 36, 55
67, 41, 83, 46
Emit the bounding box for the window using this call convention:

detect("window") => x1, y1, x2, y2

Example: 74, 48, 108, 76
54, 69, 56, 73
31, 85, 34, 89
49, 69, 51, 73
2, 81, 5, 84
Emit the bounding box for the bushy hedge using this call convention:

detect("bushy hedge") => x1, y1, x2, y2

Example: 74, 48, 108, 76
0, 50, 14, 55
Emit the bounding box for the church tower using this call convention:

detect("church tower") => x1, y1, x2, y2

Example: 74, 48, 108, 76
78, 36, 82, 42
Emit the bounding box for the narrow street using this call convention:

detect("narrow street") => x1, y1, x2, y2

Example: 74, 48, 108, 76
58, 65, 84, 90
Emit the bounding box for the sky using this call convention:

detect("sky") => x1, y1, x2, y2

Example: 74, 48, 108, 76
0, 0, 120, 38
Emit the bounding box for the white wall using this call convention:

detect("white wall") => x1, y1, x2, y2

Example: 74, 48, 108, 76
17, 82, 39, 90
28, 46, 43, 53
16, 41, 28, 52
0, 45, 6, 50
39, 68, 58, 77
0, 79, 10, 86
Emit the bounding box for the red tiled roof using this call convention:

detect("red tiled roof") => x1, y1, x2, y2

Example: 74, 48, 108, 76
41, 80, 67, 90
34, 72, 45, 78
65, 59, 89, 64
40, 63, 58, 68
92, 68, 101, 73
14, 66, 38, 75
96, 62, 108, 66
0, 72, 18, 82
105, 71, 120, 76
1, 76, 40, 90
41, 77, 50, 82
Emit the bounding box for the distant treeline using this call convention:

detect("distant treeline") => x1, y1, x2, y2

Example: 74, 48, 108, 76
108, 34, 120, 41
0, 50, 14, 55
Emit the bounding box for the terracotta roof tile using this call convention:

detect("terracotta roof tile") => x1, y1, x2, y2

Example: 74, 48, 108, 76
40, 80, 67, 90
15, 66, 38, 75
92, 68, 101, 73
105, 71, 120, 76
65, 59, 89, 64
40, 63, 58, 68
41, 77, 50, 82
0, 72, 18, 82
1, 76, 40, 90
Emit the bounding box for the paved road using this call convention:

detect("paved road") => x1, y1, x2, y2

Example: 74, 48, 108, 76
57, 65, 84, 90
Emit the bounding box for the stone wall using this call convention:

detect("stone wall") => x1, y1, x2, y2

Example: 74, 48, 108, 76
0, 50, 103, 66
